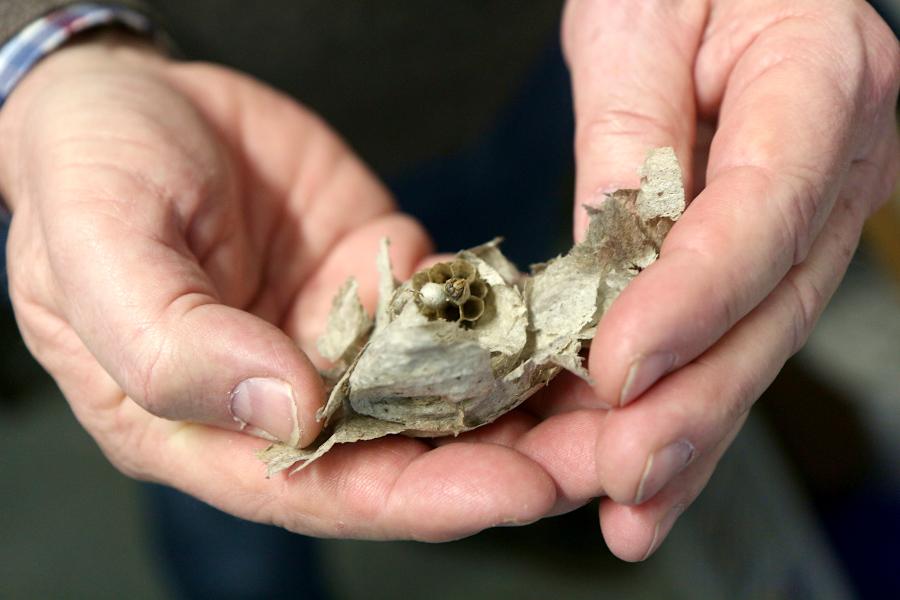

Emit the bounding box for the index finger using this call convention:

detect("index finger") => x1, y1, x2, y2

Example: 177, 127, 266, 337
589, 0, 899, 406
564, 0, 708, 239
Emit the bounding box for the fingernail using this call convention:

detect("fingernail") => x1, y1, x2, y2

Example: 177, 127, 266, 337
230, 377, 301, 447
641, 502, 686, 561
620, 352, 676, 406
634, 440, 695, 504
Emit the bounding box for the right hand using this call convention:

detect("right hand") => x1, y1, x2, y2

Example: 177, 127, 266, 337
0, 34, 559, 540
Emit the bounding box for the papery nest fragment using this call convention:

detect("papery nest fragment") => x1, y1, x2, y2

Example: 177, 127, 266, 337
259, 147, 686, 476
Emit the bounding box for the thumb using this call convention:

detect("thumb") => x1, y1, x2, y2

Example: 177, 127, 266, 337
563, 0, 706, 239
143, 302, 324, 449
42, 189, 323, 448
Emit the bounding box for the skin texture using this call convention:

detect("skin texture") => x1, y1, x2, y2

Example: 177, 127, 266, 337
1, 0, 898, 557
558, 0, 899, 560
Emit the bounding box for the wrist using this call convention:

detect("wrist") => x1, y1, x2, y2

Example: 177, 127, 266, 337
0, 3, 165, 110
14, 30, 166, 91
0, 34, 169, 213
0, 3, 166, 214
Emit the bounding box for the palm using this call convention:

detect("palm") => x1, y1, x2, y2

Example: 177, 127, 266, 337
155, 64, 429, 356
3, 52, 569, 539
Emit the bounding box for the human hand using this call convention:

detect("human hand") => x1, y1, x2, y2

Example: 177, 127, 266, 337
538, 0, 899, 559
0, 34, 559, 540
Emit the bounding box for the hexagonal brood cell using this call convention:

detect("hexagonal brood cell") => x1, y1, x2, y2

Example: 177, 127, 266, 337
411, 259, 489, 324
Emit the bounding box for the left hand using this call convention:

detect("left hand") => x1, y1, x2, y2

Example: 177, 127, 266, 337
548, 0, 897, 559
442, 0, 898, 560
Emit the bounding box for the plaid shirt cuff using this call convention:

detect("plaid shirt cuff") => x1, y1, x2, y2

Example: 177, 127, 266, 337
0, 3, 153, 107
0, 3, 153, 219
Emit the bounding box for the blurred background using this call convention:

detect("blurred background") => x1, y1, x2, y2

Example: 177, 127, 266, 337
1, 1, 899, 599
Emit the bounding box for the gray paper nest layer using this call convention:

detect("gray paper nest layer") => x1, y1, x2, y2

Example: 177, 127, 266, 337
259, 147, 685, 475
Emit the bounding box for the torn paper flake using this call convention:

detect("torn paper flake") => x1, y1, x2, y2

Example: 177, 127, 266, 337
374, 238, 396, 329
316, 278, 372, 366
259, 147, 686, 474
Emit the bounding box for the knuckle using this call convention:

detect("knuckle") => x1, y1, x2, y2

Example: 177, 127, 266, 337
576, 107, 679, 155
710, 265, 746, 334
695, 355, 754, 434
724, 367, 760, 426
784, 273, 824, 355
849, 151, 898, 216
561, 0, 627, 60
868, 40, 900, 110
103, 430, 154, 482
859, 4, 900, 96
128, 294, 214, 420
847, 2, 900, 124
672, 241, 747, 333
769, 168, 823, 265
131, 338, 173, 418
597, 417, 655, 501
94, 403, 160, 483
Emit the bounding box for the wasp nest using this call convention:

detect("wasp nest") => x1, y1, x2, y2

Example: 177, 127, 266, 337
259, 148, 687, 475
411, 259, 489, 324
